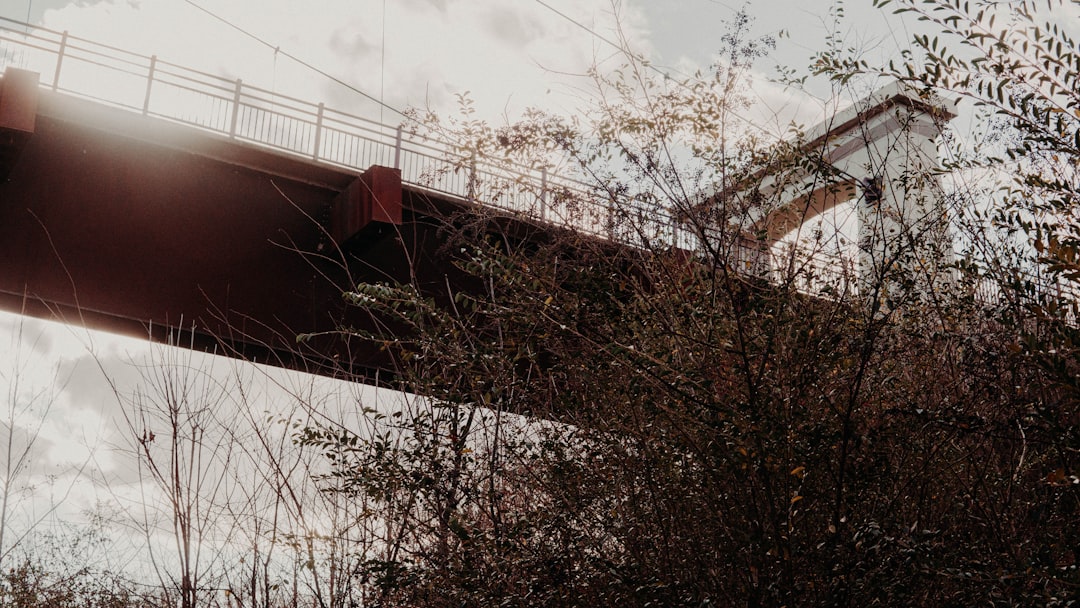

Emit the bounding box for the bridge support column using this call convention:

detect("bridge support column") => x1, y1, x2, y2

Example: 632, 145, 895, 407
858, 87, 955, 309
822, 83, 957, 309
740, 83, 956, 304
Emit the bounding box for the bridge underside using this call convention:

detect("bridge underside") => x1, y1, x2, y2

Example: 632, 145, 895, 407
0, 70, 479, 383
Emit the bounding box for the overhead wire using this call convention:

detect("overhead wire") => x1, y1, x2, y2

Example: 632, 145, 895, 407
180, 0, 827, 149
531, 0, 830, 141
532, 0, 627, 60
177, 0, 870, 192
529, 0, 887, 252
179, 0, 412, 124
380, 0, 387, 124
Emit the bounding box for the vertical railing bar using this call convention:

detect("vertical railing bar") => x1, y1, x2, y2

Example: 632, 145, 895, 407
609, 200, 616, 236
228, 78, 242, 138
312, 103, 324, 161
393, 125, 403, 170
468, 151, 477, 203
52, 31, 68, 91
142, 54, 157, 115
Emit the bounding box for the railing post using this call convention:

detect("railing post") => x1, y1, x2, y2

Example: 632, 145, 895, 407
467, 151, 477, 203
228, 78, 242, 139
539, 167, 548, 222
142, 55, 157, 116
312, 103, 324, 161
52, 31, 69, 91
607, 197, 615, 240
393, 125, 403, 169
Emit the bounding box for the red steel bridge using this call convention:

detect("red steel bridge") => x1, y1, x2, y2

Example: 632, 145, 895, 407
0, 19, 970, 381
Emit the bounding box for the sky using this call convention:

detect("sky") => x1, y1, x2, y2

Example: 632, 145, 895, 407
0, 0, 1059, 583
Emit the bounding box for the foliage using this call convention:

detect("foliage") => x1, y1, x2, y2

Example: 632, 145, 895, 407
846, 1, 1077, 273
0, 518, 159, 608
298, 6, 1080, 606
1, 558, 152, 608
817, 3, 1080, 601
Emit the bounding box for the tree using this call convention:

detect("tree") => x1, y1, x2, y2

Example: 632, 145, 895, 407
0, 311, 150, 607
818, 1, 1080, 599
294, 7, 1080, 605
107, 329, 386, 608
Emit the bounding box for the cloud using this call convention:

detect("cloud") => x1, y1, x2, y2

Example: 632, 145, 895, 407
0, 311, 54, 360
485, 5, 546, 48
328, 26, 377, 59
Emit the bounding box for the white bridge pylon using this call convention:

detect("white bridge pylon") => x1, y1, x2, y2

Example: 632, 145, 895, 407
744, 82, 958, 297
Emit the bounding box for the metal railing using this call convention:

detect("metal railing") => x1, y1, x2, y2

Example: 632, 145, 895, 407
0, 17, 859, 287
964, 264, 1080, 325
